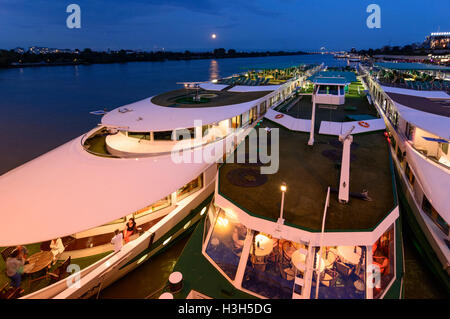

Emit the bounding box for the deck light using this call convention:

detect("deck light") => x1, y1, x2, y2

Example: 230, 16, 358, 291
137, 254, 148, 265
217, 216, 229, 227
211, 33, 216, 39
278, 183, 287, 224
163, 236, 172, 245
200, 206, 207, 216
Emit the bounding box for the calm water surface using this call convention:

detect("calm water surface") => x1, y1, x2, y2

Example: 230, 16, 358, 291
0, 54, 444, 298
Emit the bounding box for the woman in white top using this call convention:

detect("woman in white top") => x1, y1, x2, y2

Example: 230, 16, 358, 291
50, 237, 65, 264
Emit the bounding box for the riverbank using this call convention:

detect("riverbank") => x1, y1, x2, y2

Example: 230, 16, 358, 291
1, 49, 309, 69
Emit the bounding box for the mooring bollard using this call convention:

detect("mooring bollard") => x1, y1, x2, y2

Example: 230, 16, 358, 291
168, 271, 183, 293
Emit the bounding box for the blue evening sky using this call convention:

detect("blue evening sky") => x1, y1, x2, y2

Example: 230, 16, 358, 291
0, 0, 448, 51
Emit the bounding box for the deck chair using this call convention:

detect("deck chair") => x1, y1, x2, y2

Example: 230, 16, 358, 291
335, 261, 352, 277
1, 247, 16, 262
0, 283, 21, 300
48, 256, 72, 283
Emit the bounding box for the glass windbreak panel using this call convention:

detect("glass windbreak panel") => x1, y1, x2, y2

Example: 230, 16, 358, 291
128, 132, 150, 140
134, 196, 171, 218
205, 209, 247, 281
312, 246, 366, 299
154, 131, 173, 141
177, 174, 203, 201
372, 225, 395, 299
242, 237, 307, 299
203, 204, 219, 244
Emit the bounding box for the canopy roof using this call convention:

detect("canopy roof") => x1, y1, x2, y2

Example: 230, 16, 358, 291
307, 71, 356, 85
0, 136, 211, 246
375, 62, 450, 71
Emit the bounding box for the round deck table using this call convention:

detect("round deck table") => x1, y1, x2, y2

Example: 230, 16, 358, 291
337, 246, 361, 265
23, 251, 53, 274
291, 250, 326, 272
251, 234, 273, 257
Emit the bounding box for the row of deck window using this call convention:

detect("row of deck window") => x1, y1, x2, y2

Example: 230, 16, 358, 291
105, 173, 204, 225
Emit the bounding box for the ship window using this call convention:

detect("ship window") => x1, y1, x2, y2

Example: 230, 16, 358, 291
405, 163, 415, 186
176, 174, 203, 202
154, 131, 173, 141
372, 225, 395, 299
133, 196, 171, 218
422, 195, 449, 236
405, 122, 414, 140
205, 209, 246, 281
396, 147, 403, 163
441, 142, 448, 155
329, 86, 338, 95
174, 128, 195, 140
242, 237, 306, 299
128, 132, 150, 140
231, 115, 241, 129
260, 101, 267, 115
313, 246, 366, 299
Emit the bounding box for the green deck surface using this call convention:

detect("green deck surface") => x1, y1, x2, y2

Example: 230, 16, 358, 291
219, 120, 395, 231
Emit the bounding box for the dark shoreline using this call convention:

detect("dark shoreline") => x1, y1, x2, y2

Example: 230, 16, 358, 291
0, 50, 311, 69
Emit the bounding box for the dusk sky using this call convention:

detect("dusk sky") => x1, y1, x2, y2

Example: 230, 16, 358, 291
0, 0, 449, 51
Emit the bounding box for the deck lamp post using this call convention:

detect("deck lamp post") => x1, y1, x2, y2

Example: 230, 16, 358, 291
277, 183, 287, 224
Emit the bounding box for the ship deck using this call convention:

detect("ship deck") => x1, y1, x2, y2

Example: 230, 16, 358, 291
150, 88, 272, 108
218, 118, 395, 231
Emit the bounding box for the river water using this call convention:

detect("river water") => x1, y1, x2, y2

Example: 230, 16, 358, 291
0, 54, 445, 298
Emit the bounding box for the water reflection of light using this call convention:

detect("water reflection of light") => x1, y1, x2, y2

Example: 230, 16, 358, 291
209, 59, 219, 81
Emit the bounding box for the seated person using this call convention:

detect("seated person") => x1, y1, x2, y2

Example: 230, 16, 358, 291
123, 218, 137, 244
16, 245, 28, 260
50, 238, 65, 264
6, 250, 24, 293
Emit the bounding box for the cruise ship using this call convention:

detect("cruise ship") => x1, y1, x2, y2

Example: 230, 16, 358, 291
163, 69, 405, 299
0, 65, 318, 299
359, 62, 450, 293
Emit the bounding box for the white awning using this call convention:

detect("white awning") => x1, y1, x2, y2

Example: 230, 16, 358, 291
264, 109, 310, 132
319, 119, 386, 135
0, 136, 212, 246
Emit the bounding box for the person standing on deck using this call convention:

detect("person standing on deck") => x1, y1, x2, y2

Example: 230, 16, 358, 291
111, 229, 123, 253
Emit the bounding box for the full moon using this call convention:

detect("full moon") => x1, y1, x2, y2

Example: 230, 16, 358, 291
211, 33, 216, 39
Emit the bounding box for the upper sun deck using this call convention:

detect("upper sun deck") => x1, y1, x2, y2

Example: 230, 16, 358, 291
150, 88, 273, 108
218, 87, 395, 232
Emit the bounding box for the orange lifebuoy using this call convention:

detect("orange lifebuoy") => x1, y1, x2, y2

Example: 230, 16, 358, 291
275, 114, 284, 119
358, 121, 370, 128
